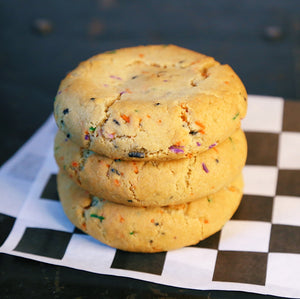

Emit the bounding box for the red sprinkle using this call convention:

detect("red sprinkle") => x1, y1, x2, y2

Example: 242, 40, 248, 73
121, 114, 130, 123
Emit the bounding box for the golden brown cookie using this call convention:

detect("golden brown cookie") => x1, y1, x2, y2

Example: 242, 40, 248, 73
57, 171, 244, 253
54, 45, 247, 161
55, 128, 247, 207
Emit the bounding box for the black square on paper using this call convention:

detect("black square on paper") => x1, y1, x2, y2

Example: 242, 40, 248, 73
232, 195, 273, 222
283, 100, 300, 132
73, 227, 87, 235
245, 132, 279, 166
276, 170, 300, 197
111, 250, 166, 275
14, 227, 72, 259
192, 231, 221, 249
40, 174, 59, 201
269, 224, 300, 253
0, 213, 16, 246
213, 251, 267, 285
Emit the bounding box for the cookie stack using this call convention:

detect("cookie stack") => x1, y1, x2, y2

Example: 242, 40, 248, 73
54, 45, 247, 252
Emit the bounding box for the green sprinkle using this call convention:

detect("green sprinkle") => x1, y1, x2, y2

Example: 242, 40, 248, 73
134, 109, 138, 112
90, 214, 105, 222
232, 112, 240, 120
229, 137, 233, 143
54, 97, 56, 102
129, 231, 135, 235
89, 126, 96, 132
207, 198, 212, 203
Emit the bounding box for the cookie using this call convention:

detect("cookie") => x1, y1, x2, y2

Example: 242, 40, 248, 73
55, 128, 247, 207
57, 171, 244, 253
54, 45, 247, 161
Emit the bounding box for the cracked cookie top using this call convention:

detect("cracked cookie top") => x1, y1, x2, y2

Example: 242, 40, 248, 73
54, 45, 247, 160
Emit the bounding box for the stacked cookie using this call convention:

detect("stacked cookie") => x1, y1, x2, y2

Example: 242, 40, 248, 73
54, 45, 248, 252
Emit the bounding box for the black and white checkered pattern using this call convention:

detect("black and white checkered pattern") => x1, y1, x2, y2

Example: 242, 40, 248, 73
0, 96, 299, 298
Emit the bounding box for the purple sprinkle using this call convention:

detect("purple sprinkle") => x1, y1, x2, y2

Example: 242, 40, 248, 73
85, 134, 90, 140
120, 90, 127, 95
209, 143, 217, 149
58, 90, 62, 95
169, 145, 184, 154
196, 142, 201, 147
202, 162, 209, 173
103, 84, 109, 87
163, 80, 168, 82
110, 75, 122, 80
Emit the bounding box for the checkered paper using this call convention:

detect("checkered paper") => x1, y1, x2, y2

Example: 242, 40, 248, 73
1, 95, 300, 298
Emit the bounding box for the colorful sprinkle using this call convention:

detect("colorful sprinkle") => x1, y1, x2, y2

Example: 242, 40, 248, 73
196, 142, 201, 147
202, 162, 209, 173
63, 108, 69, 115
169, 145, 184, 154
129, 231, 135, 235
103, 84, 109, 88
121, 114, 130, 123
71, 161, 78, 167
113, 119, 120, 126
107, 133, 115, 139
90, 97, 96, 101
232, 112, 240, 120
154, 102, 161, 106
209, 143, 217, 149
189, 131, 198, 135
90, 214, 105, 222
128, 151, 145, 158
195, 121, 205, 129
111, 168, 121, 175
114, 179, 120, 186
89, 126, 96, 132
119, 216, 125, 223
110, 75, 122, 80
207, 198, 212, 203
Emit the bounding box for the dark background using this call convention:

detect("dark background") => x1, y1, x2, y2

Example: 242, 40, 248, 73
0, 0, 299, 298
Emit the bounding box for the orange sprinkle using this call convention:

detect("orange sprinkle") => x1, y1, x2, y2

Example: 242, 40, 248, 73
114, 179, 120, 186
119, 216, 125, 223
190, 193, 194, 196
121, 114, 130, 123
228, 186, 237, 192
157, 120, 162, 124
224, 81, 229, 85
195, 121, 205, 129
72, 161, 78, 167
146, 114, 151, 118
151, 219, 155, 223
133, 166, 139, 174
191, 59, 201, 65
199, 129, 205, 134
125, 88, 133, 94
174, 141, 181, 146
139, 53, 144, 58
82, 223, 87, 230
187, 153, 193, 158
106, 164, 110, 168
204, 219, 209, 224
212, 147, 219, 153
